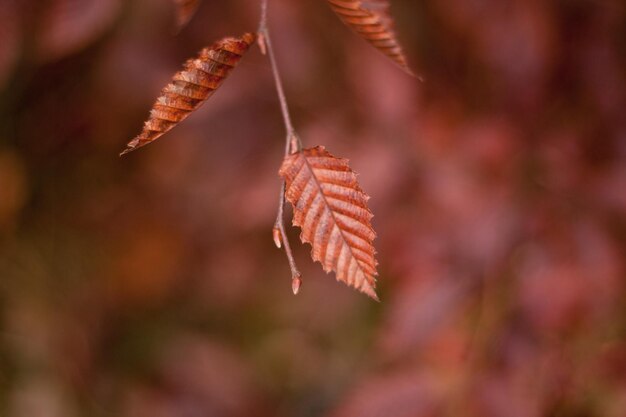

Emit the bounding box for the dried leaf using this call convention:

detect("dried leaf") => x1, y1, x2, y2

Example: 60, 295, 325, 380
326, 0, 414, 75
173, 0, 201, 31
121, 33, 255, 155
279, 146, 379, 300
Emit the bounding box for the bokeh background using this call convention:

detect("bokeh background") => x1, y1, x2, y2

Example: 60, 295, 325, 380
1, 0, 625, 416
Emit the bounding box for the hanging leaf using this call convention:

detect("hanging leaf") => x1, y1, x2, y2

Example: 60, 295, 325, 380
326, 0, 413, 75
173, 0, 201, 31
279, 146, 379, 300
121, 32, 255, 155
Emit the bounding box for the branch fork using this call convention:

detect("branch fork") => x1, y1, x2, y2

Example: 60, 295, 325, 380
121, 0, 384, 299
260, 0, 303, 294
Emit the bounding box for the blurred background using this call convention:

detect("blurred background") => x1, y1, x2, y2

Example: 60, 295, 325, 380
1, 0, 625, 416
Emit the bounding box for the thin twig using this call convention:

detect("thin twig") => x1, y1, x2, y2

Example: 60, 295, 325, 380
273, 181, 302, 293
261, 0, 302, 293
259, 0, 302, 154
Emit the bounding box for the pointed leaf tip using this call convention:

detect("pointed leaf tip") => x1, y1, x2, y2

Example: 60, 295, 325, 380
326, 0, 415, 75
361, 281, 380, 301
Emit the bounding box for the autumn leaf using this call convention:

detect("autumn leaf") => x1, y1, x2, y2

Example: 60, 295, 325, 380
173, 0, 201, 31
121, 33, 255, 155
326, 0, 413, 75
279, 146, 379, 300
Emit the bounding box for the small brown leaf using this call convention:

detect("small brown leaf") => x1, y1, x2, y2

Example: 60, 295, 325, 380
121, 33, 255, 155
326, 0, 414, 75
279, 146, 379, 300
173, 0, 201, 31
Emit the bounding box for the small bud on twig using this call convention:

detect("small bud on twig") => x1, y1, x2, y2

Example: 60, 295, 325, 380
292, 273, 302, 295
257, 32, 267, 55
272, 225, 282, 248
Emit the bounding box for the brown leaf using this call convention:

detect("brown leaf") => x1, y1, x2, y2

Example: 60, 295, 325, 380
173, 0, 201, 31
279, 146, 379, 300
326, 0, 414, 75
121, 33, 255, 155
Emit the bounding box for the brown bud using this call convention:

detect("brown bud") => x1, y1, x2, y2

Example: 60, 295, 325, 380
257, 32, 267, 55
272, 226, 282, 248
292, 274, 302, 295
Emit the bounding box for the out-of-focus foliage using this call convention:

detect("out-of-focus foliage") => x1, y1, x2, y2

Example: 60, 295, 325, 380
0, 0, 624, 416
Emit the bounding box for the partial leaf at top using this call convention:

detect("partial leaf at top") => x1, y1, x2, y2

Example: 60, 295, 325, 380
121, 32, 256, 155
279, 146, 379, 300
173, 0, 201, 31
326, 0, 414, 75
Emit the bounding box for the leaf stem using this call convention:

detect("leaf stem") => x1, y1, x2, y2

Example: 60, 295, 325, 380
261, 0, 302, 293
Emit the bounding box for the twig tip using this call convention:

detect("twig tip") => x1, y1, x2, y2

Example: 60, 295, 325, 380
292, 274, 302, 295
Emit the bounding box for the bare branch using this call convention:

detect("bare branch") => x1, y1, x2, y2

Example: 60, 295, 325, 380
261, 0, 303, 293
274, 180, 302, 291
259, 0, 302, 154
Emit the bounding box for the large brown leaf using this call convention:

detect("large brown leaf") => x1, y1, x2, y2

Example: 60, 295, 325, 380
279, 146, 379, 300
326, 0, 413, 75
173, 0, 201, 31
121, 32, 255, 155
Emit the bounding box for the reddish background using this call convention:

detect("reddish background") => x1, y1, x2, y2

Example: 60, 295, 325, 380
0, 0, 625, 416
